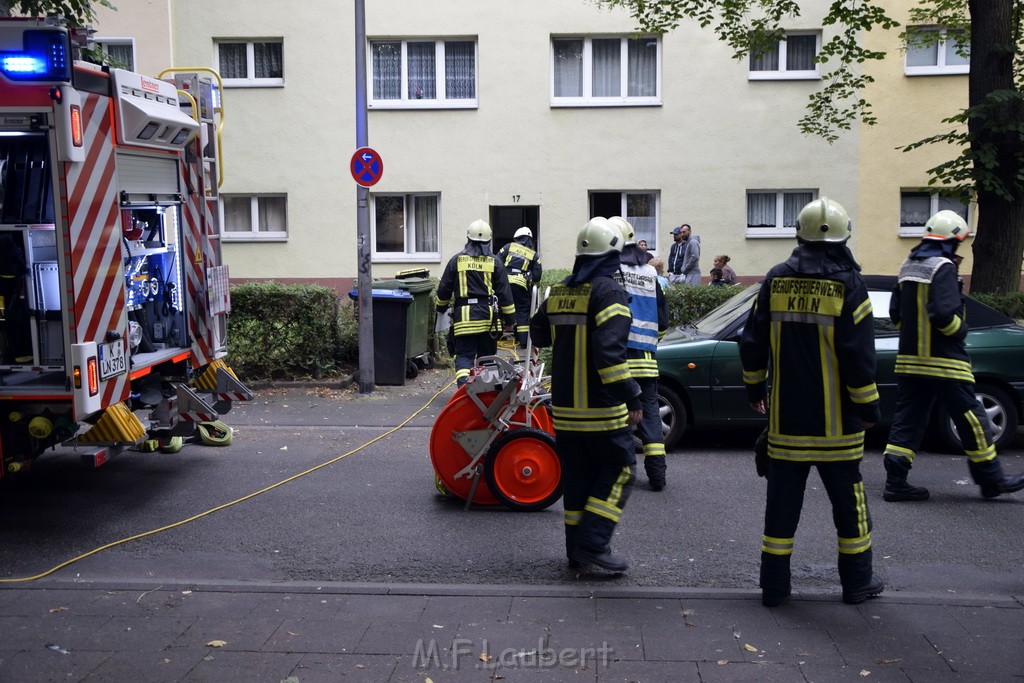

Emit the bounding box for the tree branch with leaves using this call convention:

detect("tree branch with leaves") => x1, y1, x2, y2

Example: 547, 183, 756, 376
597, 0, 1024, 293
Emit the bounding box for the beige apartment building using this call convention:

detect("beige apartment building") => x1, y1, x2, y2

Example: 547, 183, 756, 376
90, 0, 969, 288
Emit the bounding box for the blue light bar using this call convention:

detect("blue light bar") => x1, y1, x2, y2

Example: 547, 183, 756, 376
0, 29, 71, 82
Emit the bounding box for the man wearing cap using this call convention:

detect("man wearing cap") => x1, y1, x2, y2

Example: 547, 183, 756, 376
667, 224, 701, 285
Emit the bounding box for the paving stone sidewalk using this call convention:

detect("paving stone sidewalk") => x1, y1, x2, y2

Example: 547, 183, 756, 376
1, 580, 1022, 682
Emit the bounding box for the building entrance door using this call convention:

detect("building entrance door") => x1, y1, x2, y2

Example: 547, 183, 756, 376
490, 205, 539, 253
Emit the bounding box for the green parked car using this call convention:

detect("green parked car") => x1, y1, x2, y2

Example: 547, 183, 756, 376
656, 275, 1024, 452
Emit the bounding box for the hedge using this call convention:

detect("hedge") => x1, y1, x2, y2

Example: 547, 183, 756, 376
228, 282, 348, 380
538, 268, 742, 328
227, 276, 1023, 381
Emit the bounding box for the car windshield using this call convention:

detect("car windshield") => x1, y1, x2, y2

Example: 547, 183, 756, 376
691, 285, 760, 336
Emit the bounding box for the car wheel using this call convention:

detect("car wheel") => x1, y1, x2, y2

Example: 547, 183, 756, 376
657, 384, 688, 449
934, 384, 1019, 453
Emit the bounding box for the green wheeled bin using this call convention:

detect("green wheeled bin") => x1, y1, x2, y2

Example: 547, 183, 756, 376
375, 269, 436, 377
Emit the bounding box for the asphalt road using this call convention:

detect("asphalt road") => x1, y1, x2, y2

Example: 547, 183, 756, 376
1, 368, 1022, 601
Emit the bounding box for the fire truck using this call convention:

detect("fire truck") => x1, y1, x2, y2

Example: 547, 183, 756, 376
0, 18, 250, 477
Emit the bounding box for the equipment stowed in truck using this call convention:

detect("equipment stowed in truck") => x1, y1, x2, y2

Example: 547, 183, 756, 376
0, 18, 251, 475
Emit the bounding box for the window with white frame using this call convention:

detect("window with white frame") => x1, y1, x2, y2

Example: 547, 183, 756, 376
746, 190, 816, 237
899, 191, 970, 237
552, 36, 660, 106
905, 27, 970, 75
88, 38, 135, 70
590, 191, 659, 249
220, 194, 287, 241
369, 39, 477, 108
748, 32, 820, 80
373, 193, 440, 260
216, 40, 284, 87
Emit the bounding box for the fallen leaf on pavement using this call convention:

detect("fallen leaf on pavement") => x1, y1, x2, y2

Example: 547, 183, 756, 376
744, 644, 758, 652
49, 606, 68, 613
860, 670, 871, 677
205, 640, 228, 648
717, 659, 729, 665
479, 653, 493, 662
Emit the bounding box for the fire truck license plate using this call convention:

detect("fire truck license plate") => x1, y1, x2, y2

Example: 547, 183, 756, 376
98, 339, 126, 381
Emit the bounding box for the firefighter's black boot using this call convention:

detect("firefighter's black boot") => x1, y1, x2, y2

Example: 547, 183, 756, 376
571, 517, 628, 572
759, 553, 791, 607
645, 455, 667, 491
842, 575, 885, 605
970, 459, 1024, 499
839, 549, 883, 604
883, 456, 929, 502
565, 525, 581, 569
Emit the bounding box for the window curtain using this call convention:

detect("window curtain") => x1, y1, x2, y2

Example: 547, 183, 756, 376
414, 195, 439, 253
254, 42, 283, 79
900, 193, 931, 226
408, 42, 436, 99
218, 43, 247, 79
445, 41, 475, 99
372, 42, 401, 99
592, 38, 620, 97
374, 196, 404, 252
627, 38, 657, 96
626, 193, 656, 246
944, 31, 970, 66
906, 29, 939, 67
553, 40, 583, 97
749, 44, 780, 71
747, 193, 777, 227
786, 35, 816, 71
257, 196, 286, 232
782, 192, 812, 226
222, 195, 252, 232
937, 195, 969, 221
103, 42, 134, 70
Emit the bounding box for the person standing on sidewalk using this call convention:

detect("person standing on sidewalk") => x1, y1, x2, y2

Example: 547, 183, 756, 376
498, 226, 543, 350
530, 217, 642, 572
666, 226, 685, 284
740, 197, 884, 607
609, 216, 670, 491
667, 224, 701, 285
436, 219, 516, 387
881, 210, 1024, 502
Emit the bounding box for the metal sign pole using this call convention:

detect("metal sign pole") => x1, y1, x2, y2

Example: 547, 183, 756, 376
354, 0, 374, 393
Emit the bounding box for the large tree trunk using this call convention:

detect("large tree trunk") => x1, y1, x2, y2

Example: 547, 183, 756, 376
967, 0, 1024, 293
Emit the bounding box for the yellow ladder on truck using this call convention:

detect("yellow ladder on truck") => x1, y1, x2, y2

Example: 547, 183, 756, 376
158, 67, 225, 197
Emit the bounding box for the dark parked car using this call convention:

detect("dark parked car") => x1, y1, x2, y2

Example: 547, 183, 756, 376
656, 275, 1024, 452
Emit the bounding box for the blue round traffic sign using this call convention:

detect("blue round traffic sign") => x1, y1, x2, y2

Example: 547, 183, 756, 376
351, 146, 383, 187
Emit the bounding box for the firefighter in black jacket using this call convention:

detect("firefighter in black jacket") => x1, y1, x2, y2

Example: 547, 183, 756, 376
497, 226, 543, 349
741, 197, 884, 607
436, 220, 516, 387
882, 210, 1024, 501
530, 217, 643, 572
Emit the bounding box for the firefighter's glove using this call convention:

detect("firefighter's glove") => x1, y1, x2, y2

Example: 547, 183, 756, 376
754, 427, 769, 478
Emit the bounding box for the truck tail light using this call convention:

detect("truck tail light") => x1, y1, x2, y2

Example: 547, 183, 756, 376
70, 104, 82, 147
86, 356, 98, 396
